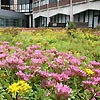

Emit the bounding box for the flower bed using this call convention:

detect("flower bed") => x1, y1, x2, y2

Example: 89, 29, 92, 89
0, 28, 100, 100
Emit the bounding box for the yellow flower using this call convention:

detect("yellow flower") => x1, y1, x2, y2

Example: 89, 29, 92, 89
85, 68, 94, 75
8, 83, 19, 95
8, 80, 31, 95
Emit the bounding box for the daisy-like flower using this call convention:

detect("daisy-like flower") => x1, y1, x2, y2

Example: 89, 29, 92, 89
85, 68, 94, 75
8, 80, 31, 96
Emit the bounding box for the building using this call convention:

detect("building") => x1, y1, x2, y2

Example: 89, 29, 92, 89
0, 0, 100, 28
32, 0, 100, 28
0, 0, 32, 27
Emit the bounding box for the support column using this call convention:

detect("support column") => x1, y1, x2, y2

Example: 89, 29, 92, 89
47, 0, 50, 26
57, 0, 59, 8
29, 15, 31, 28
70, 0, 73, 22
0, 0, 1, 9
14, 0, 17, 11
47, 16, 50, 27
32, 13, 35, 27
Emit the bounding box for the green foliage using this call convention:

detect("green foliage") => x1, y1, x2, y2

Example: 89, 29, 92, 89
0, 28, 100, 99
68, 22, 76, 29
0, 28, 100, 61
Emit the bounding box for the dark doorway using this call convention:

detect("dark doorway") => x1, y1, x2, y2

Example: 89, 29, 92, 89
35, 16, 47, 27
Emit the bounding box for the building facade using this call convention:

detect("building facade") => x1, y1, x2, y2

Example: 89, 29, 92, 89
32, 0, 100, 28
0, 0, 32, 27
0, 0, 100, 28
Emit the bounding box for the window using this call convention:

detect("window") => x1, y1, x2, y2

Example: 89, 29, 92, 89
41, 0, 46, 6
1, 0, 10, 10
33, 1, 39, 8
49, 0, 57, 3
10, 0, 32, 12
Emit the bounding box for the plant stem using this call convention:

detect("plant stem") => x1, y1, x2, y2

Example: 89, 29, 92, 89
16, 93, 18, 100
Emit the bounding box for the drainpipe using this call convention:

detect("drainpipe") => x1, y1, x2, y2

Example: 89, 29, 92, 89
70, 0, 73, 22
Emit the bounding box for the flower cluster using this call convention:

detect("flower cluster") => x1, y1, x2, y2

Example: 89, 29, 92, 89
55, 83, 72, 99
84, 68, 94, 75
8, 80, 31, 95
0, 41, 100, 99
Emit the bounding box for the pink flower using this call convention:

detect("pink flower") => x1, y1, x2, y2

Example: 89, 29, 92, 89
66, 53, 73, 59
12, 57, 18, 64
91, 77, 100, 84
96, 92, 100, 96
34, 50, 42, 54
60, 73, 70, 81
16, 70, 24, 76
41, 80, 55, 88
93, 69, 100, 76
48, 62, 57, 69
55, 83, 72, 99
23, 74, 32, 81
90, 61, 100, 67
0, 50, 3, 53
6, 58, 13, 64
31, 58, 42, 64
79, 56, 86, 61
63, 68, 75, 77
91, 97, 96, 100
54, 58, 64, 65
38, 70, 51, 78
8, 46, 16, 51
51, 73, 62, 82
0, 54, 7, 59
69, 65, 86, 77
18, 59, 24, 65
16, 71, 32, 81
17, 66, 29, 71
31, 45, 40, 50
27, 47, 33, 54
0, 60, 6, 68
82, 80, 97, 87
69, 58, 81, 66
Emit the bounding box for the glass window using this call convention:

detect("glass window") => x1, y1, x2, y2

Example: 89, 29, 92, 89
26, 4, 29, 10
1, 0, 32, 12
41, 0, 46, 6
5, 19, 9, 26
1, 0, 10, 5
33, 1, 39, 8
22, 4, 25, 9
49, 0, 57, 3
